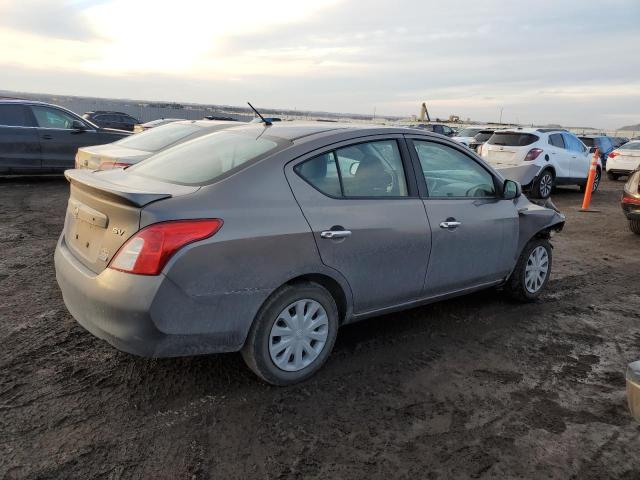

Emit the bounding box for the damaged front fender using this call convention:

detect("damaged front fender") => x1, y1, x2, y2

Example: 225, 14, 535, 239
515, 196, 565, 255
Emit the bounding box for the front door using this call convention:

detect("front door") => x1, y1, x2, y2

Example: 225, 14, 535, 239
286, 137, 431, 313
408, 138, 519, 297
29, 105, 99, 170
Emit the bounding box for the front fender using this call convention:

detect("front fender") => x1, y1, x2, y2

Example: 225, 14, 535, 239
515, 196, 565, 255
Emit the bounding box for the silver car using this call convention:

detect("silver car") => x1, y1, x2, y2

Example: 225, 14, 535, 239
75, 120, 237, 170
55, 123, 565, 385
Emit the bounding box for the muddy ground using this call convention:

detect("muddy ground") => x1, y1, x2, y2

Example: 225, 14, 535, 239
1, 175, 639, 479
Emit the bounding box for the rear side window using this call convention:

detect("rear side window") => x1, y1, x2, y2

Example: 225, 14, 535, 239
622, 142, 640, 151
0, 104, 32, 127
128, 131, 282, 185
296, 140, 408, 198
488, 132, 538, 146
548, 134, 565, 148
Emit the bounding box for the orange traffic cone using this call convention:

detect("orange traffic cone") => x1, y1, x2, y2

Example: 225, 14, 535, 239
580, 148, 600, 213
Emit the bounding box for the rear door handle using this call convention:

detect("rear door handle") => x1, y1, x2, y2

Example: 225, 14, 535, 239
439, 221, 461, 230
320, 230, 352, 239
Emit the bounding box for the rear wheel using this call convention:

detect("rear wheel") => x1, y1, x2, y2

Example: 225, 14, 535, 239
531, 170, 554, 199
630, 220, 640, 235
607, 171, 619, 181
580, 168, 601, 193
505, 238, 552, 302
241, 282, 339, 386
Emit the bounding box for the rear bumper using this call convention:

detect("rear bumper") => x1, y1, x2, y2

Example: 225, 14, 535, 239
491, 164, 541, 187
55, 235, 250, 357
608, 168, 634, 175
626, 361, 640, 422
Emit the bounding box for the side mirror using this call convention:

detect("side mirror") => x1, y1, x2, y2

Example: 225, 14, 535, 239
503, 179, 521, 200
589, 146, 597, 154
71, 120, 87, 131
349, 161, 360, 176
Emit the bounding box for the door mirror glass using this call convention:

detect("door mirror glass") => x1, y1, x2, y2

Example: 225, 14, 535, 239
349, 161, 360, 176
503, 179, 521, 199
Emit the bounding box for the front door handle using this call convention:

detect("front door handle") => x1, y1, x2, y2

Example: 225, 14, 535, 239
320, 230, 352, 239
439, 221, 461, 230
41, 134, 53, 140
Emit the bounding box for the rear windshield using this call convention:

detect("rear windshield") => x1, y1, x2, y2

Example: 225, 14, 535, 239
622, 142, 640, 151
487, 132, 538, 147
115, 122, 201, 152
474, 131, 494, 142
579, 137, 594, 147
128, 130, 283, 185
456, 128, 483, 137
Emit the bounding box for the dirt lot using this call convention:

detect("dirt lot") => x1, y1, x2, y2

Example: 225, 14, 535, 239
1, 175, 639, 479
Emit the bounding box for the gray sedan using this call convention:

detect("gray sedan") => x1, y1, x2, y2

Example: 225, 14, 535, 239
75, 119, 237, 170
55, 123, 564, 385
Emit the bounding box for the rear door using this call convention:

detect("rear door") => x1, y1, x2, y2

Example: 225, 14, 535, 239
30, 105, 100, 170
407, 137, 519, 296
285, 135, 431, 313
0, 104, 41, 172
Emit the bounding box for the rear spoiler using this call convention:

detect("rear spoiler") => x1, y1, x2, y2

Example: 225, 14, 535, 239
65, 169, 172, 207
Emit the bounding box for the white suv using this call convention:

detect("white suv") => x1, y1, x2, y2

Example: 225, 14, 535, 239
480, 128, 601, 199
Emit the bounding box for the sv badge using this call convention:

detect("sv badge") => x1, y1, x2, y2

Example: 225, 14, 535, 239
112, 227, 126, 236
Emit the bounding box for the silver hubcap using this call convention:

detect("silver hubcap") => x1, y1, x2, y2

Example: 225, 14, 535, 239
592, 171, 600, 191
539, 174, 553, 197
525, 246, 549, 293
269, 299, 329, 372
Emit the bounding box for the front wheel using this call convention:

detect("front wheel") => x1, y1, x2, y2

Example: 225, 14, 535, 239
579, 168, 601, 193
630, 220, 640, 235
505, 238, 553, 302
241, 282, 339, 386
531, 170, 554, 199
607, 171, 619, 181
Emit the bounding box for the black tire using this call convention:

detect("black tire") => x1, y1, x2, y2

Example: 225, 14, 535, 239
579, 168, 601, 193
630, 220, 640, 235
504, 237, 553, 302
241, 282, 339, 386
607, 171, 619, 181
531, 170, 554, 199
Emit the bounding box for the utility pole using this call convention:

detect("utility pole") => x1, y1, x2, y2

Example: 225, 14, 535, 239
499, 107, 504, 124
373, 106, 376, 121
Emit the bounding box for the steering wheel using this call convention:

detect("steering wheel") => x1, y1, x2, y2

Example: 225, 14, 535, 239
466, 184, 494, 197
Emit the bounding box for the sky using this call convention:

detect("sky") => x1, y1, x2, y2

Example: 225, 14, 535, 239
0, 0, 638, 129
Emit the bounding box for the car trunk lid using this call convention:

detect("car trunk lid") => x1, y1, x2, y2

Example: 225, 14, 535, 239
63, 169, 198, 274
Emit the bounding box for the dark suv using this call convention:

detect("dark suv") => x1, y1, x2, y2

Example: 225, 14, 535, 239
578, 135, 615, 168
412, 123, 456, 137
82, 111, 141, 132
0, 100, 130, 174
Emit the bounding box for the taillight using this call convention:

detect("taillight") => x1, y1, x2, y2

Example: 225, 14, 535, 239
622, 194, 640, 205
108, 219, 223, 275
98, 161, 131, 170
524, 148, 544, 161
609, 151, 619, 158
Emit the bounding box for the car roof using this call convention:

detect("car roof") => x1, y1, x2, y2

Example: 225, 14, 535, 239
0, 98, 63, 107
222, 121, 456, 143
578, 134, 608, 139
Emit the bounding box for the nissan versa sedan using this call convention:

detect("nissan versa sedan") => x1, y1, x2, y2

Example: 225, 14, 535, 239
55, 123, 565, 385
75, 120, 238, 170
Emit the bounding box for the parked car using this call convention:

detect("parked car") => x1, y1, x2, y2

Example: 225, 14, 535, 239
133, 118, 183, 133
627, 360, 640, 421
621, 169, 640, 234
55, 123, 564, 385
578, 135, 615, 168
606, 141, 640, 180
75, 120, 238, 170
480, 128, 600, 199
0, 99, 129, 174
468, 129, 497, 154
452, 127, 487, 146
205, 115, 239, 122
612, 137, 630, 148
412, 123, 456, 137
82, 111, 141, 132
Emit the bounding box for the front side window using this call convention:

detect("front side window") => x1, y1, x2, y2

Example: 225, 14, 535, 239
549, 133, 565, 148
563, 133, 585, 153
295, 140, 409, 198
128, 130, 282, 185
413, 140, 496, 198
0, 104, 32, 127
31, 106, 78, 129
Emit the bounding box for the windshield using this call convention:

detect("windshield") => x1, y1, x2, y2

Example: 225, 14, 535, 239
487, 132, 538, 146
115, 122, 202, 152
128, 130, 284, 185
456, 128, 483, 137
